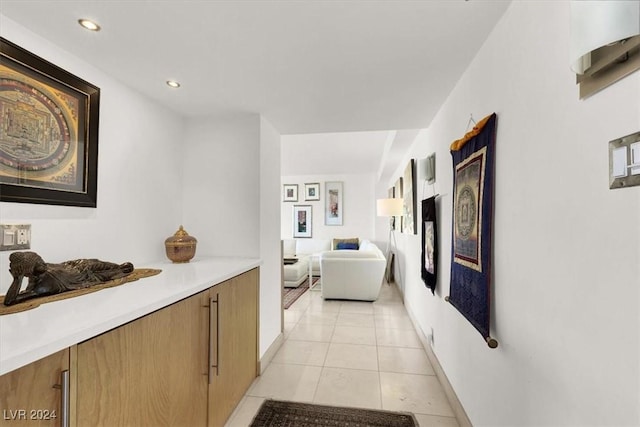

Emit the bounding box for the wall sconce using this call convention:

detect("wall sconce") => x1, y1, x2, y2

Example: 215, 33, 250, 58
570, 0, 640, 99
418, 153, 436, 184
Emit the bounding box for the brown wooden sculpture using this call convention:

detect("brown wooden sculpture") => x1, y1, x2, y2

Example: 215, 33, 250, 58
4, 251, 134, 306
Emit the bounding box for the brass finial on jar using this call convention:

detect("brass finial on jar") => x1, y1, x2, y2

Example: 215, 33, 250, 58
164, 225, 197, 263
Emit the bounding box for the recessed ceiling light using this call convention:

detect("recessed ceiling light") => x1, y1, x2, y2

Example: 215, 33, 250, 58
166, 80, 181, 88
78, 19, 101, 31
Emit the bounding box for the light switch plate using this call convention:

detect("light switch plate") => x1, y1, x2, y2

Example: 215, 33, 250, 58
0, 224, 31, 251
609, 131, 640, 189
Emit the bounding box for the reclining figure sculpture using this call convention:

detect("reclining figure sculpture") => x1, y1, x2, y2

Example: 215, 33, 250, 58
4, 251, 134, 306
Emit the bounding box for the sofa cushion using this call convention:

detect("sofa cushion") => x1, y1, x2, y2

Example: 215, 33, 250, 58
359, 240, 373, 251
321, 249, 380, 259
282, 239, 297, 257
359, 240, 384, 258
336, 242, 359, 250
332, 238, 359, 250
296, 239, 331, 255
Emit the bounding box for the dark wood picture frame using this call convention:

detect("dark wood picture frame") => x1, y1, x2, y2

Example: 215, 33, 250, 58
0, 38, 100, 207
394, 177, 403, 232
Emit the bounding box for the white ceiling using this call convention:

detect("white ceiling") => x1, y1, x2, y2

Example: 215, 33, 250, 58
281, 128, 422, 186
0, 0, 510, 135
282, 130, 390, 176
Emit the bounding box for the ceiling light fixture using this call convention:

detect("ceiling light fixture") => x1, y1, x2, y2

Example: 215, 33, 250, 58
78, 19, 101, 31
166, 80, 181, 88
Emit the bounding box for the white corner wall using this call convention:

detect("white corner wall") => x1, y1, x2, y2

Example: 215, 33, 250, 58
0, 16, 185, 293
182, 113, 282, 359
280, 174, 377, 242
387, 2, 640, 426
259, 116, 283, 357
182, 114, 261, 258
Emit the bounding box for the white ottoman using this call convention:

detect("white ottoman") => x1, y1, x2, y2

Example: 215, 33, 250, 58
283, 257, 309, 288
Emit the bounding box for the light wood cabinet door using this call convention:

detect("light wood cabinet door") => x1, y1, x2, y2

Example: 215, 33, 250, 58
208, 268, 259, 427
0, 349, 69, 427
75, 289, 210, 427
232, 268, 259, 395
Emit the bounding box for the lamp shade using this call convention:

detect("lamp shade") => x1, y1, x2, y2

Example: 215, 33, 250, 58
570, 0, 640, 74
376, 198, 404, 217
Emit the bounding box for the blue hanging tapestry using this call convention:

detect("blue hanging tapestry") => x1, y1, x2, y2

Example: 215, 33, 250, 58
448, 113, 497, 346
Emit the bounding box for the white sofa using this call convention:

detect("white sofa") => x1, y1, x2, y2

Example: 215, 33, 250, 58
282, 239, 331, 276
282, 256, 309, 288
319, 240, 386, 301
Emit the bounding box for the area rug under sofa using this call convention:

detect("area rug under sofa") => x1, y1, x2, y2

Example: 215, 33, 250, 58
283, 277, 318, 309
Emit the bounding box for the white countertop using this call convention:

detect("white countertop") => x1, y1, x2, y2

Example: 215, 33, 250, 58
0, 256, 261, 376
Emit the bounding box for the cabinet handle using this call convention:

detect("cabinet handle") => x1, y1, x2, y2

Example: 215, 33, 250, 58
60, 370, 70, 427
210, 295, 219, 379
203, 300, 210, 382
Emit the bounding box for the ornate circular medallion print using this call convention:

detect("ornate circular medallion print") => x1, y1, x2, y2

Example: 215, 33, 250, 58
0, 78, 72, 172
456, 185, 476, 240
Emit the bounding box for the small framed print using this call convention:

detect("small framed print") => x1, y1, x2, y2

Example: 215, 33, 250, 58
283, 184, 298, 202
304, 183, 320, 201
293, 205, 312, 238
325, 181, 343, 225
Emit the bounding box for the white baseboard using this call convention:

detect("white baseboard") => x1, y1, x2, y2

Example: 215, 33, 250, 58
259, 333, 285, 374
404, 304, 473, 427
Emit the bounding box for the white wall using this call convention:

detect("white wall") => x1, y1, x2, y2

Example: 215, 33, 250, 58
383, 2, 640, 426
259, 116, 283, 357
182, 114, 261, 257
1, 17, 283, 362
0, 16, 185, 293
281, 174, 377, 242
182, 113, 282, 359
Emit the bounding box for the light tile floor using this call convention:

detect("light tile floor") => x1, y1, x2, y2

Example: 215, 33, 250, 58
226, 282, 459, 427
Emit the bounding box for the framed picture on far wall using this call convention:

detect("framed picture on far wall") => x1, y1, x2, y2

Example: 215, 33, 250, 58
325, 181, 343, 225
403, 160, 417, 235
394, 177, 403, 232
387, 186, 395, 230
304, 182, 320, 201
293, 205, 312, 238
283, 184, 298, 202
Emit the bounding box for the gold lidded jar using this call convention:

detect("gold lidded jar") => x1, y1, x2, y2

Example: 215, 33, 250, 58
165, 225, 197, 263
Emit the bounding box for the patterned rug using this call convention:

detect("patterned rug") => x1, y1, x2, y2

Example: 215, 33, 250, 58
250, 399, 418, 427
283, 277, 318, 309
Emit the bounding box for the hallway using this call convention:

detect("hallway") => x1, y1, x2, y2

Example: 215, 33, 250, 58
226, 283, 459, 426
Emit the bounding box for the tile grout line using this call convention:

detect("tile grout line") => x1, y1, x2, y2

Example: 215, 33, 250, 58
374, 298, 385, 411
267, 284, 456, 424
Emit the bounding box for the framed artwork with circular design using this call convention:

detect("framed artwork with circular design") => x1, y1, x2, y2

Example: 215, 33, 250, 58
0, 38, 100, 207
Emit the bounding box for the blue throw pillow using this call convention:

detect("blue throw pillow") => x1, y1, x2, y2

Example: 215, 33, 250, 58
336, 242, 359, 250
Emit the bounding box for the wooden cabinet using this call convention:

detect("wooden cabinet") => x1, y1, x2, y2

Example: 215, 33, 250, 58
0, 349, 69, 427
208, 268, 259, 427
75, 288, 210, 427
0, 268, 259, 427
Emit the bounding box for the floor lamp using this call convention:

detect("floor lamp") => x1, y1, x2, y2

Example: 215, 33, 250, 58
376, 198, 404, 285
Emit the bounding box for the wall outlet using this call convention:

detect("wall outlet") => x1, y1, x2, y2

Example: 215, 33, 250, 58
17, 229, 29, 245
0, 224, 31, 251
